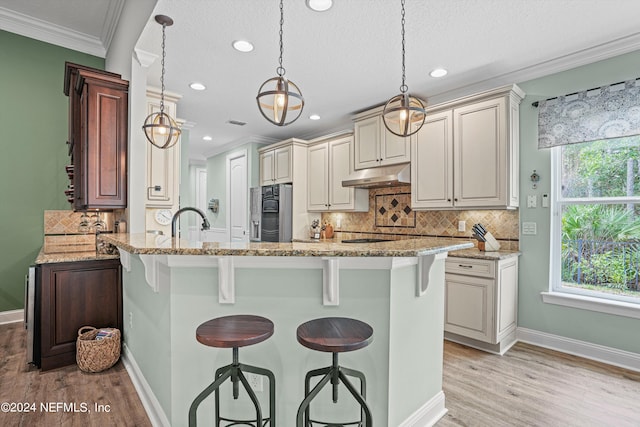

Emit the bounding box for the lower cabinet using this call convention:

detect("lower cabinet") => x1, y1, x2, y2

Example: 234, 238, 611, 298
444, 256, 518, 354
36, 259, 122, 371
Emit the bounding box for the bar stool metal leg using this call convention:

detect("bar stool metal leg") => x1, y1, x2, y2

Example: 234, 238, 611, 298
189, 347, 275, 427
296, 353, 372, 427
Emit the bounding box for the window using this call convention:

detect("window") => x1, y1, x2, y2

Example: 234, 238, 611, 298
550, 136, 640, 304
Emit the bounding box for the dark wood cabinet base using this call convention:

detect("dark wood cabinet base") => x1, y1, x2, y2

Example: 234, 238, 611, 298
36, 259, 122, 371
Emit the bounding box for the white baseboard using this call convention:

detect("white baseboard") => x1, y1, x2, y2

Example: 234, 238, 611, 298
0, 309, 24, 324
121, 343, 171, 427
399, 390, 448, 427
517, 327, 640, 373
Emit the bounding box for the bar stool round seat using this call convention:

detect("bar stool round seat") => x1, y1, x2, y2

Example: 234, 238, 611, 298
297, 316, 373, 353
196, 314, 274, 348
189, 315, 276, 427
296, 317, 373, 427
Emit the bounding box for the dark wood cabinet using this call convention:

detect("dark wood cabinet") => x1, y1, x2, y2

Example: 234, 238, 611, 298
36, 259, 123, 371
64, 63, 129, 210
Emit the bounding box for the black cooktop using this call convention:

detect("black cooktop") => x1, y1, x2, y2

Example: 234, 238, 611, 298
341, 238, 391, 243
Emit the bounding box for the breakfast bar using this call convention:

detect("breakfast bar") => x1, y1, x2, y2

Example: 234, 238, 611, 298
99, 233, 473, 427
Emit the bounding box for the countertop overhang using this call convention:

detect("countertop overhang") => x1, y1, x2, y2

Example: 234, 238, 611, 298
99, 233, 475, 257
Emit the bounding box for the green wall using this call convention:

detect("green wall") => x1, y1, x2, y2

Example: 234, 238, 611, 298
0, 30, 104, 311
517, 50, 640, 353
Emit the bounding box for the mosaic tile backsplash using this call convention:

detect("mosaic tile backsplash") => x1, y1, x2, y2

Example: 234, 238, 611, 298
321, 185, 519, 250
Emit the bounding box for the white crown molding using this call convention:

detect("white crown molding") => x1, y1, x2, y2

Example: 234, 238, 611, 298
134, 48, 157, 68
101, 0, 125, 55
0, 6, 107, 57
429, 31, 640, 105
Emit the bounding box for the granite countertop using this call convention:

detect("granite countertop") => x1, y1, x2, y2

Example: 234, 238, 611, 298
35, 247, 120, 264
99, 233, 474, 257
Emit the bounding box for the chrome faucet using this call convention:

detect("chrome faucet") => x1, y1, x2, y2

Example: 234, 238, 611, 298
171, 207, 210, 238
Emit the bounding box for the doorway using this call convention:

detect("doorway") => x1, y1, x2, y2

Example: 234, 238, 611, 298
226, 150, 248, 242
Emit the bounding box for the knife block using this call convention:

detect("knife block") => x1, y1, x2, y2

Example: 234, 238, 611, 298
481, 232, 501, 252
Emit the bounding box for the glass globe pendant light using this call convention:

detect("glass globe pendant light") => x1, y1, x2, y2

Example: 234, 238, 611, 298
256, 0, 304, 126
382, 0, 426, 137
142, 15, 181, 149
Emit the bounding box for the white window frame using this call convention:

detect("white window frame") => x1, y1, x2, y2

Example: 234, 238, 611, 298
545, 146, 640, 319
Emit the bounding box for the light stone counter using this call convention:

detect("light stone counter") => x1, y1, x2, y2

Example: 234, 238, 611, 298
99, 233, 473, 257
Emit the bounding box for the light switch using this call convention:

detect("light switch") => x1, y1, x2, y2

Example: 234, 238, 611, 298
522, 222, 537, 235
527, 195, 537, 208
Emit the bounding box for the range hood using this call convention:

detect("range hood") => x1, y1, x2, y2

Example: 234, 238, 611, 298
342, 163, 410, 189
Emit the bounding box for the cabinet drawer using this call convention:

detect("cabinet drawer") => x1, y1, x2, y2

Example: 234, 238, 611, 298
446, 257, 495, 278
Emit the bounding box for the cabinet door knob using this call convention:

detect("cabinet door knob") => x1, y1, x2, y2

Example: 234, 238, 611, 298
447, 198, 451, 202
454, 198, 458, 202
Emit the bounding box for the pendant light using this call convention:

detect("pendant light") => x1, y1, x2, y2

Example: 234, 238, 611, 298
382, 0, 426, 137
142, 15, 181, 149
256, 0, 304, 126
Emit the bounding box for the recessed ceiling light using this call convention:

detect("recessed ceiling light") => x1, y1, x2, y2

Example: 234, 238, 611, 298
203, 135, 212, 141
306, 0, 333, 11
309, 114, 321, 120
429, 68, 448, 78
189, 82, 206, 91
232, 40, 254, 52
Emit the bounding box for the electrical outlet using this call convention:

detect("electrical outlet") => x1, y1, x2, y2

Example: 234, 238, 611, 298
458, 220, 466, 232
129, 312, 133, 329
246, 373, 263, 392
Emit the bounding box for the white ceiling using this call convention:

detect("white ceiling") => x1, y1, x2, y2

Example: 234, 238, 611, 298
2, 0, 640, 161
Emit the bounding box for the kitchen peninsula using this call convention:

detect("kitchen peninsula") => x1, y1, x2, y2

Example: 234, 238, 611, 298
99, 233, 473, 426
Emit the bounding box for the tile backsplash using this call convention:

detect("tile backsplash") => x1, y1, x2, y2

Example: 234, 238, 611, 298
43, 210, 119, 254
321, 185, 519, 250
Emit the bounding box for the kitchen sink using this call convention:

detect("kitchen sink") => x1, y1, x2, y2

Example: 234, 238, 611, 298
341, 238, 392, 243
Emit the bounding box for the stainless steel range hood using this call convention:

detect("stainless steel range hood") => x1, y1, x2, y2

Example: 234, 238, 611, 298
342, 163, 410, 189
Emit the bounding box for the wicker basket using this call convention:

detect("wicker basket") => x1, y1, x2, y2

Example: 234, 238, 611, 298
76, 326, 121, 373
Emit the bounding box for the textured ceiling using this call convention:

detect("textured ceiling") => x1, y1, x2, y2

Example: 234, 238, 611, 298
2, 0, 640, 160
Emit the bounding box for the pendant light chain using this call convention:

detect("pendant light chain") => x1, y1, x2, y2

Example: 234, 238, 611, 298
160, 22, 167, 113
400, 0, 407, 94
277, 0, 285, 76
256, 0, 304, 126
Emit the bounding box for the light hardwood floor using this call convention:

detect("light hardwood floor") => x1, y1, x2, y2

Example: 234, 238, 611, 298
0, 322, 151, 426
2, 321, 639, 426
438, 340, 640, 426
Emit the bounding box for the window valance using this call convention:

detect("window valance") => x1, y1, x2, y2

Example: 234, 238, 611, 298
537, 79, 640, 149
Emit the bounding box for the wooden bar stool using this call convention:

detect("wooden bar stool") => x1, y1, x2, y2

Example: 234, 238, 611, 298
188, 315, 276, 427
296, 317, 373, 427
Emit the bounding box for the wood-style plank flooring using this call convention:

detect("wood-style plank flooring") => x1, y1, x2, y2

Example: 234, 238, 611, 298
0, 322, 151, 426
2, 321, 640, 426
438, 341, 640, 427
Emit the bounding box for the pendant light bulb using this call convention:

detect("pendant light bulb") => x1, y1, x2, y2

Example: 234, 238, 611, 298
256, 0, 304, 126
142, 15, 181, 149
382, 0, 426, 137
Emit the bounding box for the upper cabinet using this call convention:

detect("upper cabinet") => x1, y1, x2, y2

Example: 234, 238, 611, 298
65, 63, 128, 210
307, 134, 368, 212
260, 144, 293, 186
411, 84, 524, 210
353, 112, 411, 170
145, 88, 181, 207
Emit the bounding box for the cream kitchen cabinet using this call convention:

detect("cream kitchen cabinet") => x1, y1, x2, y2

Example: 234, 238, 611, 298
444, 255, 519, 355
353, 112, 410, 170
411, 84, 524, 210
145, 88, 181, 207
260, 144, 292, 185
307, 134, 368, 212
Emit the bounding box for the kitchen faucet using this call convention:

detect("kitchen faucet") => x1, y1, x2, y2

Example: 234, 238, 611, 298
171, 207, 210, 238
